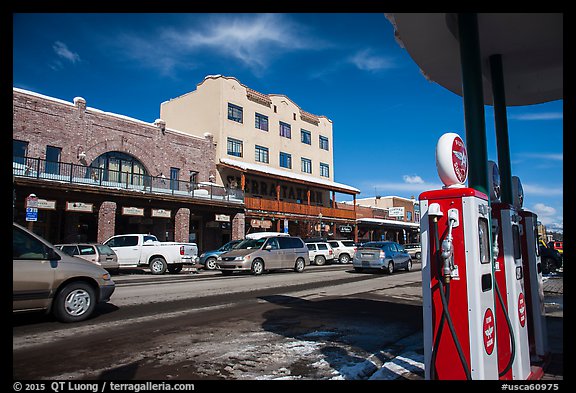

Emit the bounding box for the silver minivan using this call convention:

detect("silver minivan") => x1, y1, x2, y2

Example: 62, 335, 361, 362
216, 235, 309, 275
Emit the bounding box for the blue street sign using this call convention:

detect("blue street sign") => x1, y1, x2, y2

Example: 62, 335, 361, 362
26, 207, 38, 222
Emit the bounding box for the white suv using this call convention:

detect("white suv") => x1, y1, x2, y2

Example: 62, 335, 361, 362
306, 242, 335, 265
327, 240, 357, 264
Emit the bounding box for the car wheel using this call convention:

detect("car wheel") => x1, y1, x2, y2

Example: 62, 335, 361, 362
53, 282, 96, 323
415, 252, 421, 260
251, 259, 264, 275
205, 257, 217, 270
167, 264, 183, 274
405, 259, 412, 271
294, 258, 305, 273
386, 261, 394, 274
149, 257, 167, 275
339, 254, 350, 264
314, 255, 326, 266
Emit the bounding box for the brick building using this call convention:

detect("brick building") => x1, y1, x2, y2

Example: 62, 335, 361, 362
12, 88, 244, 252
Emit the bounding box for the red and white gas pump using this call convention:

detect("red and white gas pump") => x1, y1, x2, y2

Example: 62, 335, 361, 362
420, 133, 498, 379
516, 176, 549, 365
489, 165, 532, 380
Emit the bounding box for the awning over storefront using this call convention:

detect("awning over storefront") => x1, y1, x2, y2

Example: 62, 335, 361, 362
357, 217, 419, 230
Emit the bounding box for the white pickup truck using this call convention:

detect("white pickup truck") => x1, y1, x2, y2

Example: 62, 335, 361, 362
103, 234, 198, 274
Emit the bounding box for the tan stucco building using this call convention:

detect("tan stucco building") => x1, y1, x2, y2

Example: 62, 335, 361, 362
161, 75, 359, 240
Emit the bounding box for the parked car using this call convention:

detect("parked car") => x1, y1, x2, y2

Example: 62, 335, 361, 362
403, 243, 422, 260
327, 239, 357, 264
547, 241, 563, 255
103, 234, 198, 275
539, 242, 563, 274
13, 222, 116, 323
306, 242, 335, 265
216, 235, 309, 275
55, 243, 120, 274
352, 241, 412, 274
199, 239, 242, 270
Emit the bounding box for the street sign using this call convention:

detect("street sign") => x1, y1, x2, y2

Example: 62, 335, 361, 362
26, 207, 38, 222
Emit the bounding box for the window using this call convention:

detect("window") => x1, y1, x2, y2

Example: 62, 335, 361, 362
320, 163, 330, 177
106, 235, 138, 248
319, 135, 329, 150
301, 129, 311, 145
45, 145, 62, 175
279, 121, 291, 138
227, 103, 243, 123
280, 152, 292, 169
255, 113, 268, 131
318, 244, 328, 250
255, 145, 269, 164
307, 244, 316, 251
170, 167, 180, 190
61, 245, 79, 256
301, 158, 312, 174
13, 139, 28, 164
227, 138, 243, 157
79, 245, 96, 256
13, 226, 51, 260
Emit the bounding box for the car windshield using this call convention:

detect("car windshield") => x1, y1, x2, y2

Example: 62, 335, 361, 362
235, 238, 267, 250
96, 244, 115, 255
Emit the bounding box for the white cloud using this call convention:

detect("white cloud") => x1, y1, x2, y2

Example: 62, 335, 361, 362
509, 112, 563, 121
349, 49, 396, 72
161, 14, 321, 72
521, 183, 563, 196
52, 41, 80, 64
516, 152, 563, 161
403, 175, 424, 184
532, 203, 556, 217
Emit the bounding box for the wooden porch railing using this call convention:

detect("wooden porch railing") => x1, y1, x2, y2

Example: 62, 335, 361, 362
245, 197, 355, 220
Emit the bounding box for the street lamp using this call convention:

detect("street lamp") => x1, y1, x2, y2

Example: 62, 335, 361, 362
318, 213, 323, 238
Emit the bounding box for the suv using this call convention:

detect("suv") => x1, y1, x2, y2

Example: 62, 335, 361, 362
306, 242, 335, 265
55, 243, 120, 274
13, 222, 116, 322
327, 240, 357, 264
539, 241, 563, 274
217, 235, 309, 275
198, 239, 242, 270
403, 243, 422, 260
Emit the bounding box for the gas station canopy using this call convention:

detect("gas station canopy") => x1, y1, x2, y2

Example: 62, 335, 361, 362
385, 13, 563, 106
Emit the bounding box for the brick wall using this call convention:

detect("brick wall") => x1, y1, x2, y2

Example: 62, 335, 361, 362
12, 89, 216, 184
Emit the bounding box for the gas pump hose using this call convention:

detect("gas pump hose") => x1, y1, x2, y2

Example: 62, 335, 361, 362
431, 218, 472, 380
494, 279, 516, 377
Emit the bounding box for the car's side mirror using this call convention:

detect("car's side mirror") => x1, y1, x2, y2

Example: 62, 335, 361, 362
47, 247, 61, 261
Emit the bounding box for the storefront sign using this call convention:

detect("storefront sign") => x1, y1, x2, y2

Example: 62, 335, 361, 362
339, 225, 353, 233
66, 202, 93, 213
215, 214, 230, 222
37, 199, 56, 210
251, 219, 272, 229
151, 208, 171, 218
388, 207, 405, 217
122, 206, 144, 216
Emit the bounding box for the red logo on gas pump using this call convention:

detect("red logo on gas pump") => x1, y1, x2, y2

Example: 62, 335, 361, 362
451, 137, 468, 183
518, 293, 526, 327
483, 308, 495, 355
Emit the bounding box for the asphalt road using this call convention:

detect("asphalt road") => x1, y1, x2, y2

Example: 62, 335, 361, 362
12, 263, 426, 380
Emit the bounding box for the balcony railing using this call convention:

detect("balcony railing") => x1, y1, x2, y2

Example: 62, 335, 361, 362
12, 156, 244, 204
245, 196, 355, 220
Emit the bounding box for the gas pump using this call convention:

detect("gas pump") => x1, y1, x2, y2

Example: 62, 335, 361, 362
490, 166, 531, 380
420, 133, 498, 379
516, 176, 549, 364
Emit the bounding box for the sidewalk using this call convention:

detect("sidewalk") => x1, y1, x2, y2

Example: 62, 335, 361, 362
541, 273, 563, 380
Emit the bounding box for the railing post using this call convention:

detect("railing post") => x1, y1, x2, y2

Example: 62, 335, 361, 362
70, 162, 74, 183
36, 158, 40, 179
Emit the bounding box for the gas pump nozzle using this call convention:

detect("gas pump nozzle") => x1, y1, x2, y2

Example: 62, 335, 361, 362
441, 209, 459, 283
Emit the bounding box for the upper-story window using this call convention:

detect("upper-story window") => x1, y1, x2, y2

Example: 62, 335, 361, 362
227, 103, 243, 123
301, 129, 311, 145
255, 145, 269, 164
320, 162, 330, 178
279, 152, 292, 169
255, 113, 268, 131
319, 135, 329, 151
45, 145, 62, 175
13, 139, 28, 164
301, 157, 312, 174
227, 137, 243, 157
170, 167, 180, 190
279, 121, 291, 139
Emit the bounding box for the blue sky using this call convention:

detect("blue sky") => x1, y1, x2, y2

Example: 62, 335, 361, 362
12, 13, 563, 232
